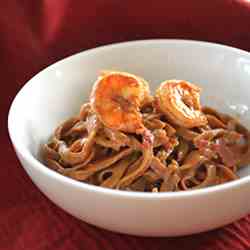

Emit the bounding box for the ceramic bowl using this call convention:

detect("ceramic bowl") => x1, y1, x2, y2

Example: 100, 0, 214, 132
8, 40, 250, 236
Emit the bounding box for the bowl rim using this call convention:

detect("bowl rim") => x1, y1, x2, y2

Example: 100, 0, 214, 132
8, 39, 250, 200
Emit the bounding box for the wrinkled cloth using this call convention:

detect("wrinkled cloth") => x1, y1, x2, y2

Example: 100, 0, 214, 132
1, 1, 250, 250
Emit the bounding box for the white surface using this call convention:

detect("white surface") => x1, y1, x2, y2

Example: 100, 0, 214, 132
8, 40, 250, 236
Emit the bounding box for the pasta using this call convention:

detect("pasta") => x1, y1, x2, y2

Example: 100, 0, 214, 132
42, 71, 250, 192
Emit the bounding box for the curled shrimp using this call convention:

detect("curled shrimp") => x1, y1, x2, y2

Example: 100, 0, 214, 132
155, 80, 207, 128
90, 71, 150, 134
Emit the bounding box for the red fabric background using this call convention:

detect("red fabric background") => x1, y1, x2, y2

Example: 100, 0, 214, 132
1, 1, 250, 249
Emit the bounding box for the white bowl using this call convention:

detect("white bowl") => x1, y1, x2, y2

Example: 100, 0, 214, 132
8, 40, 250, 237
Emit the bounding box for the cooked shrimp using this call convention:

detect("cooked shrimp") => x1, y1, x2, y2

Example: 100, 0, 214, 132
90, 71, 150, 134
155, 80, 207, 128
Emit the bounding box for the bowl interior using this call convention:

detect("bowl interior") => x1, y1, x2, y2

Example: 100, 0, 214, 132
9, 40, 250, 178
